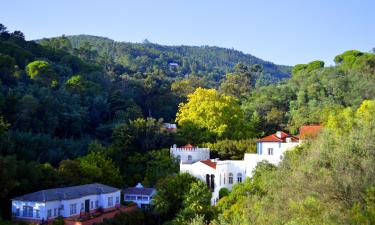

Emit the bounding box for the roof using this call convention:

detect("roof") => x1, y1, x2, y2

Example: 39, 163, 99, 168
123, 184, 156, 196
200, 159, 216, 169
13, 183, 120, 202
257, 131, 299, 143
182, 144, 193, 149
299, 125, 323, 140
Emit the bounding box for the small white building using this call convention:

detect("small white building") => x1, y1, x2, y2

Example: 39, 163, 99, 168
123, 183, 156, 209
255, 131, 300, 160
11, 183, 121, 224
179, 131, 300, 204
170, 144, 210, 164
163, 123, 177, 132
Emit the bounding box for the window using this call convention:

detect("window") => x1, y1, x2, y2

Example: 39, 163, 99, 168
137, 196, 142, 200
54, 208, 57, 217
268, 148, 274, 155
47, 209, 52, 218
70, 204, 77, 215
91, 201, 94, 209
28, 206, 33, 217
237, 173, 242, 183
35, 210, 40, 218
142, 196, 148, 201
229, 173, 233, 184
22, 206, 27, 217
206, 174, 210, 187
95, 201, 99, 208
223, 174, 226, 184
116, 196, 120, 204
125, 195, 131, 200
210, 174, 215, 190
108, 197, 113, 207
15, 208, 20, 216
81, 203, 84, 211
187, 155, 192, 161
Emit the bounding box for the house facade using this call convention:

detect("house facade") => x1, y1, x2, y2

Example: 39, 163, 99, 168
170, 144, 210, 164
11, 183, 121, 224
123, 183, 156, 209
178, 130, 304, 204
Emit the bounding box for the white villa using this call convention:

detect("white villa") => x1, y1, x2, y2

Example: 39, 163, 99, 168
11, 183, 121, 224
172, 126, 322, 204
123, 183, 156, 209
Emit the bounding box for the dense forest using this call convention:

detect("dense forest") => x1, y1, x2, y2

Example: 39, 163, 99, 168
1, 21, 375, 225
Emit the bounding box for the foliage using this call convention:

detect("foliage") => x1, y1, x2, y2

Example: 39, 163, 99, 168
96, 210, 145, 225
176, 88, 252, 140
203, 139, 256, 160
152, 173, 212, 224
64, 35, 291, 87
25, 60, 58, 87
216, 101, 375, 224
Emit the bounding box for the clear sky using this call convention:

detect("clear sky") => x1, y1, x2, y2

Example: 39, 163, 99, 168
1, 0, 374, 66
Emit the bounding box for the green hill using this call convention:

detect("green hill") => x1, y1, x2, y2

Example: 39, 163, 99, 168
64, 35, 291, 86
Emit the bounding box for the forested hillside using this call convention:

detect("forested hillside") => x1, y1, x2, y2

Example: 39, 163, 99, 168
1, 21, 375, 225
45, 35, 291, 86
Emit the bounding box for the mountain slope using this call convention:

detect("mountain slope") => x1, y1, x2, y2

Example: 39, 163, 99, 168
66, 35, 291, 85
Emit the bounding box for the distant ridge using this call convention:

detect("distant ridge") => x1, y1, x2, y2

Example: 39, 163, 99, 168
64, 34, 291, 85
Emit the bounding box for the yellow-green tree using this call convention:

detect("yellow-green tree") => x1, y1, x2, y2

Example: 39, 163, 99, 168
25, 60, 58, 87
176, 88, 252, 140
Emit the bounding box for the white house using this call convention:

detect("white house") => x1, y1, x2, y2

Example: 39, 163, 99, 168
123, 183, 156, 209
170, 144, 210, 164
179, 130, 301, 204
180, 159, 246, 205
255, 131, 300, 160
11, 183, 121, 224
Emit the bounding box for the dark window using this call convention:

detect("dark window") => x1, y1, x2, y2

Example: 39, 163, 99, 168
206, 174, 210, 187
210, 174, 215, 191
237, 173, 242, 183
229, 173, 233, 184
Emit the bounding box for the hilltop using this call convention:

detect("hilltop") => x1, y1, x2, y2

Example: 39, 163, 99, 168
63, 35, 291, 86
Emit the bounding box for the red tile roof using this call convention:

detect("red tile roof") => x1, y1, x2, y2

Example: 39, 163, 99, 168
299, 125, 323, 140
257, 131, 299, 143
200, 160, 216, 169
182, 144, 193, 149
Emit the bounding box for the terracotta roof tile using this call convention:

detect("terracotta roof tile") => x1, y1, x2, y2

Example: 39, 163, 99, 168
200, 160, 216, 169
257, 131, 299, 143
299, 125, 323, 140
182, 144, 194, 148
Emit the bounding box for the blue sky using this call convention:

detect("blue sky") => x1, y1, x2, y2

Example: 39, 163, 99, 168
1, 0, 374, 66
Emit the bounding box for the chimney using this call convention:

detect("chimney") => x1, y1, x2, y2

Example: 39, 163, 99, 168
276, 131, 282, 138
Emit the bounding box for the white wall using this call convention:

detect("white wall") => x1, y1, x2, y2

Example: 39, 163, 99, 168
12, 191, 121, 220
170, 147, 210, 163
124, 191, 156, 208
212, 160, 246, 204
12, 201, 45, 220
257, 141, 299, 159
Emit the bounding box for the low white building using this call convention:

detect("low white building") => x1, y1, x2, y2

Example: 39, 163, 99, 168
179, 131, 300, 204
123, 183, 156, 209
11, 183, 121, 224
170, 144, 210, 164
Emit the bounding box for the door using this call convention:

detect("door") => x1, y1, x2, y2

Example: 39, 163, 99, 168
85, 199, 90, 212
